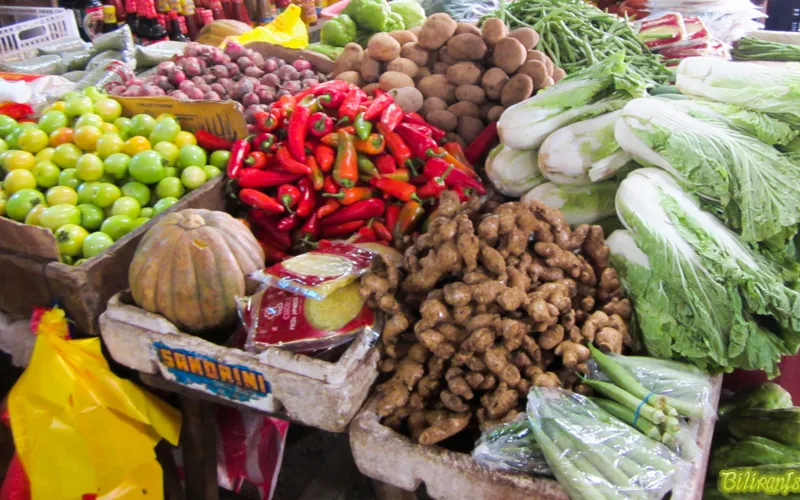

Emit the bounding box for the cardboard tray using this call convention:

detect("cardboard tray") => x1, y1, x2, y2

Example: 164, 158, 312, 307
99, 292, 380, 432
350, 377, 722, 500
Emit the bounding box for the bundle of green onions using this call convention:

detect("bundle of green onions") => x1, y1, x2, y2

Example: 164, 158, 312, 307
472, 415, 550, 475
732, 36, 800, 62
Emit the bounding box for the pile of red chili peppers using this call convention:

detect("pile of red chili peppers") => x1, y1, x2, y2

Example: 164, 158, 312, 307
224, 80, 486, 263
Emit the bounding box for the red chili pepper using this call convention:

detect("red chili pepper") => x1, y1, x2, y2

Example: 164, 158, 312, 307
356, 226, 377, 243
307, 156, 324, 191
364, 93, 394, 121
311, 80, 352, 96
295, 177, 316, 217
315, 144, 335, 173
417, 164, 453, 199
338, 125, 356, 135
436, 148, 479, 180
308, 111, 333, 138
240, 188, 285, 214
443, 142, 470, 166
378, 123, 413, 171
320, 220, 365, 239
382, 169, 410, 182
403, 112, 446, 142
321, 198, 385, 226
195, 130, 233, 151
317, 90, 345, 109
323, 176, 338, 194
248, 210, 293, 250
277, 184, 301, 211
395, 123, 444, 160
453, 184, 473, 202
277, 213, 302, 231
0, 102, 33, 120
370, 177, 420, 203
276, 146, 312, 175
371, 220, 393, 242
297, 212, 321, 241
338, 88, 362, 125
254, 132, 277, 153
424, 157, 486, 194
333, 130, 358, 188
320, 133, 337, 147
373, 153, 396, 175
258, 240, 291, 264
393, 200, 425, 240
385, 203, 400, 234
287, 103, 311, 162
227, 139, 252, 178
245, 151, 268, 169
379, 103, 404, 131
464, 121, 499, 165
324, 187, 375, 205
237, 169, 304, 189
275, 94, 296, 115
317, 197, 340, 218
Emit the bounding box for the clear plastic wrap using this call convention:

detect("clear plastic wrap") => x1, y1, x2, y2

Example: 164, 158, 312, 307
90, 25, 137, 65
62, 50, 94, 72
472, 414, 551, 475
527, 387, 686, 500
250, 242, 377, 301
135, 44, 185, 69
0, 55, 66, 75
38, 38, 92, 56
419, 0, 499, 22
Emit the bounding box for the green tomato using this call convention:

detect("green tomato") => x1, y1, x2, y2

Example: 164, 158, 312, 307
75, 153, 104, 181
17, 128, 49, 153
95, 134, 124, 159
208, 150, 230, 169
37, 111, 69, 135
114, 117, 132, 137
110, 196, 141, 218
131, 217, 150, 230
54, 224, 89, 257
82, 231, 115, 258
128, 150, 167, 184
24, 204, 48, 226
152, 141, 179, 167
91, 182, 121, 208
36, 147, 55, 163
156, 177, 185, 199
52, 143, 83, 169
62, 255, 74, 265
64, 95, 93, 118
101, 215, 134, 241
149, 118, 181, 144
0, 115, 17, 138
177, 144, 207, 169
77, 182, 100, 204
4, 127, 22, 150
5, 189, 45, 221
62, 91, 80, 101
139, 207, 154, 218
0, 138, 7, 155
121, 181, 151, 207
39, 204, 81, 230
3, 169, 37, 193
181, 166, 208, 190
165, 167, 178, 178
73, 112, 104, 129
58, 168, 81, 189
94, 98, 122, 122
78, 203, 104, 230
84, 86, 107, 102
203, 165, 222, 179
103, 152, 131, 180
129, 114, 157, 138
46, 186, 78, 206
153, 197, 179, 215
34, 161, 61, 188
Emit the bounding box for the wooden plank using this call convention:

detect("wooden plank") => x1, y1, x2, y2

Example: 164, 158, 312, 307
181, 397, 220, 500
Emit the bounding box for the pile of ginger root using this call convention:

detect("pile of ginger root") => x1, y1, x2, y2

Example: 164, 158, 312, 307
359, 191, 634, 446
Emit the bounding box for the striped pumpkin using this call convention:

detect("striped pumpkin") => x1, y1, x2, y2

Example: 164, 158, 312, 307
129, 209, 265, 333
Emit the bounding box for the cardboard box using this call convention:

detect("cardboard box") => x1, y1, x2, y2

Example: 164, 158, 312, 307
0, 98, 245, 334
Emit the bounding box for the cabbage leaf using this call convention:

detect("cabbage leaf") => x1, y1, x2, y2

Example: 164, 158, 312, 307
522, 180, 619, 225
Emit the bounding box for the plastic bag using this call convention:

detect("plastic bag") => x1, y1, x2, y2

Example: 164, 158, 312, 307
225, 5, 308, 49
419, 0, 498, 22
38, 38, 92, 55
527, 387, 685, 500
6, 307, 182, 500
472, 414, 551, 475
136, 44, 185, 69
91, 24, 137, 65
0, 55, 66, 75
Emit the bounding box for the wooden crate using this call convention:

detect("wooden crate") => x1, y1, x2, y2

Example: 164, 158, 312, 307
100, 292, 381, 432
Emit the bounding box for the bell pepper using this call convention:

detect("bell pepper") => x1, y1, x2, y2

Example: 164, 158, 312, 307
338, 88, 362, 125
238, 169, 304, 189
321, 198, 385, 226
278, 184, 301, 212
371, 220, 393, 242
384, 11, 404, 32
305, 43, 345, 60
324, 187, 375, 205
354, 112, 373, 141
277, 213, 302, 231
364, 93, 394, 121
403, 112, 445, 142
320, 14, 357, 47
276, 146, 312, 176
317, 197, 340, 218
343, 0, 390, 32
240, 189, 285, 214
380, 103, 404, 131
464, 121, 498, 165
307, 156, 324, 191
288, 103, 311, 162
309, 112, 333, 138
357, 155, 379, 178
356, 225, 378, 243
417, 165, 453, 199
226, 139, 252, 178
395, 123, 444, 160
255, 109, 281, 133
320, 220, 365, 239
423, 157, 486, 194
393, 200, 424, 240
195, 130, 233, 151
248, 210, 293, 250
315, 144, 335, 173
374, 153, 397, 174
333, 130, 358, 188
245, 151, 268, 169
385, 203, 400, 235
378, 123, 413, 171
370, 176, 420, 202
389, 0, 424, 30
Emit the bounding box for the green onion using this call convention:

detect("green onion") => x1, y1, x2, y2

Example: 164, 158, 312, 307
590, 398, 662, 440
581, 378, 666, 424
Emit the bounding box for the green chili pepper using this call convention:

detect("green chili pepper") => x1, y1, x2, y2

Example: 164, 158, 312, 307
354, 112, 372, 141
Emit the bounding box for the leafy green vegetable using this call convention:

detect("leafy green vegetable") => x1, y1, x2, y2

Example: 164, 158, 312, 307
484, 144, 545, 196
718, 383, 794, 418
389, 0, 425, 28
608, 169, 800, 376
710, 437, 800, 475
616, 97, 800, 243
733, 36, 800, 62
522, 180, 619, 225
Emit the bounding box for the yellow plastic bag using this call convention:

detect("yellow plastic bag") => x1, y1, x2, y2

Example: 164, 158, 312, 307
227, 5, 309, 49
7, 308, 182, 500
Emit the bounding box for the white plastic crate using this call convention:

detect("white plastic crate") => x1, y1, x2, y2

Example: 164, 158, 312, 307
0, 6, 80, 62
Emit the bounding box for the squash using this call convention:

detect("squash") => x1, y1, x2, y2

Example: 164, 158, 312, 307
129, 209, 265, 333
195, 19, 253, 47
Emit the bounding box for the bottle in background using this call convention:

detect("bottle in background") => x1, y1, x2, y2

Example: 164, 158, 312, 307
210, 0, 226, 19
200, 8, 215, 26
295, 0, 316, 25
181, 0, 201, 39
125, 0, 139, 39
231, 0, 253, 24
102, 1, 119, 32
221, 0, 234, 19
168, 11, 190, 40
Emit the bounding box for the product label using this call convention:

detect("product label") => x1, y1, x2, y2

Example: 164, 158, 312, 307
103, 5, 117, 24
264, 243, 375, 289
153, 341, 273, 405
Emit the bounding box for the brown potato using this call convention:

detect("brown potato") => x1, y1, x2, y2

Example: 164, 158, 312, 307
446, 34, 487, 61
337, 70, 364, 86
518, 60, 548, 89
508, 27, 539, 51
418, 13, 458, 50
486, 105, 505, 122
427, 110, 458, 131
415, 67, 432, 82
422, 97, 448, 116
552, 67, 567, 82
368, 33, 402, 62
481, 18, 507, 47
387, 57, 419, 78
455, 84, 486, 105
458, 116, 484, 144
446, 62, 482, 86
433, 62, 450, 75
481, 67, 509, 100
334, 43, 363, 75
389, 30, 417, 46
379, 71, 415, 91
401, 42, 431, 67
409, 26, 422, 36
438, 46, 457, 64
501, 73, 534, 107
493, 37, 526, 74
480, 102, 494, 119
541, 76, 555, 89
448, 101, 481, 119
527, 50, 554, 74
455, 22, 482, 36
360, 50, 381, 83
390, 86, 424, 113
418, 74, 456, 103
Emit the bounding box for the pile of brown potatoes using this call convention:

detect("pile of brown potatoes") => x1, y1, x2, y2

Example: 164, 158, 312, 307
332, 14, 566, 146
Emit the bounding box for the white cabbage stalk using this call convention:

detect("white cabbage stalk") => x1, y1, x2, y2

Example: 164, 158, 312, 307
523, 180, 620, 225
538, 111, 634, 185
484, 144, 545, 197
